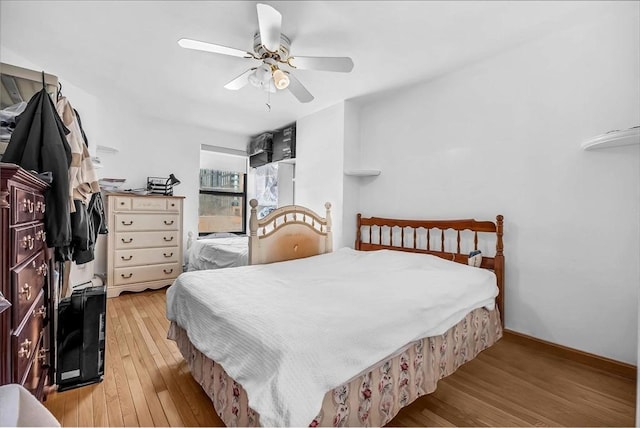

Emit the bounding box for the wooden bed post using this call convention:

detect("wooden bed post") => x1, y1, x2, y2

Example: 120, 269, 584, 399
249, 199, 259, 265
325, 202, 333, 253
495, 215, 505, 326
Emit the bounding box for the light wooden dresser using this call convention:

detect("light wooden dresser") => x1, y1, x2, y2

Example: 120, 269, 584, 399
105, 194, 184, 298
0, 163, 54, 400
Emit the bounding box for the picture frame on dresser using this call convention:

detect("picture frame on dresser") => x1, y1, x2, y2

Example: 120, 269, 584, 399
0, 163, 55, 400
105, 193, 184, 298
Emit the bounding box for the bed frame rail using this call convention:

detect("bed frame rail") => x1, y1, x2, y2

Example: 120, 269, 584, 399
356, 214, 504, 323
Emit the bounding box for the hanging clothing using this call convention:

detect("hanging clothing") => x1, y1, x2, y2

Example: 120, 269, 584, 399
73, 192, 107, 264
2, 88, 72, 257
55, 97, 99, 210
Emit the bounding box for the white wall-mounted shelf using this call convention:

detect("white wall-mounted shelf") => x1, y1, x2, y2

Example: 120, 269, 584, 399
344, 169, 381, 177
96, 144, 119, 154
278, 158, 296, 165
581, 127, 639, 151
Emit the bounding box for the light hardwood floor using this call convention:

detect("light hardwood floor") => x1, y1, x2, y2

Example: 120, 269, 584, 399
45, 288, 636, 427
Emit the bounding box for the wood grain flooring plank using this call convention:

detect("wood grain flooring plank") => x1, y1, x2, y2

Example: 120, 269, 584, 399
61, 388, 79, 427
91, 377, 109, 427
106, 299, 139, 427
116, 296, 171, 426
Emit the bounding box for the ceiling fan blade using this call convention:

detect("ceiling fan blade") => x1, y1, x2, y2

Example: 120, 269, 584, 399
178, 38, 250, 58
288, 56, 354, 73
224, 68, 255, 90
256, 3, 282, 52
286, 73, 314, 103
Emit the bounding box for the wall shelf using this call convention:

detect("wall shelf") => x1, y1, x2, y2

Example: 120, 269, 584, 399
96, 144, 119, 154
581, 127, 639, 151
344, 169, 381, 177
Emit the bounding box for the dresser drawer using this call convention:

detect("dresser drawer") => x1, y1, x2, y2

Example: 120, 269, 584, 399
116, 231, 179, 249
12, 290, 45, 383
166, 199, 180, 212
113, 263, 181, 286
115, 247, 179, 267
115, 214, 180, 232
33, 194, 46, 221
12, 223, 45, 266
11, 188, 36, 225
132, 197, 168, 211
22, 335, 47, 397
113, 196, 132, 211
12, 250, 48, 326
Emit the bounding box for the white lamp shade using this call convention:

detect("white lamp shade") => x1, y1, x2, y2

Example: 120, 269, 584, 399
273, 69, 290, 90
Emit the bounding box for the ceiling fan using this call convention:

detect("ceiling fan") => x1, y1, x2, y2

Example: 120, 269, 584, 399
178, 3, 354, 104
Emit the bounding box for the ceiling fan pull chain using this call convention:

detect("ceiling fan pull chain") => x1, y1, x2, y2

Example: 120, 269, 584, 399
266, 90, 271, 112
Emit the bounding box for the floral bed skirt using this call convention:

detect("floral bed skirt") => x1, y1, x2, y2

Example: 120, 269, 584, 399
168, 306, 502, 427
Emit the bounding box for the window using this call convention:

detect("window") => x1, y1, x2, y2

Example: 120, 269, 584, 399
254, 163, 278, 219
199, 169, 246, 235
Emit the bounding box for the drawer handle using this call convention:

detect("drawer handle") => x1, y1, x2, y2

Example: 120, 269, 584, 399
22, 235, 34, 250
121, 255, 133, 261
163, 252, 173, 258
37, 263, 48, 277
19, 283, 32, 301
164, 220, 174, 225
163, 268, 174, 274
37, 348, 49, 364
22, 199, 34, 213
122, 220, 133, 226
120, 201, 126, 206
121, 238, 133, 243
121, 273, 133, 279
163, 236, 174, 242
18, 339, 32, 359
40, 203, 46, 213
35, 201, 44, 213
33, 305, 46, 319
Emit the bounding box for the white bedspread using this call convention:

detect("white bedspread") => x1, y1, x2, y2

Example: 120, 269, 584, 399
166, 248, 498, 427
187, 236, 248, 271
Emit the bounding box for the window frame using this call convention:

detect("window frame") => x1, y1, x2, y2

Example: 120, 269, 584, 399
198, 172, 247, 237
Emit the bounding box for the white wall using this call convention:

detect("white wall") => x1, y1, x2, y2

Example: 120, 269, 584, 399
295, 103, 345, 246
355, 5, 639, 363
200, 150, 247, 173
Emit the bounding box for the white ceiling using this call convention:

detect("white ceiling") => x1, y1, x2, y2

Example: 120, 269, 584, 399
0, 1, 604, 137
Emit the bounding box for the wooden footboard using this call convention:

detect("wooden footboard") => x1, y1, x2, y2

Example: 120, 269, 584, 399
248, 199, 332, 265
356, 214, 505, 324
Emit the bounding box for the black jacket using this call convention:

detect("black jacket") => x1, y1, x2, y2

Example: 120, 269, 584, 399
3, 88, 72, 257
73, 192, 107, 264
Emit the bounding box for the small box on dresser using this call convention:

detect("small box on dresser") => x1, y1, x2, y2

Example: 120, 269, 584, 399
0, 163, 54, 401
105, 194, 184, 298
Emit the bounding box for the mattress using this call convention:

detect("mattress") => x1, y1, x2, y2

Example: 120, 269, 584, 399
166, 248, 499, 427
187, 235, 248, 271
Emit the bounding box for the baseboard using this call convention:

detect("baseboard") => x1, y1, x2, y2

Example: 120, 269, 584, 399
503, 329, 637, 381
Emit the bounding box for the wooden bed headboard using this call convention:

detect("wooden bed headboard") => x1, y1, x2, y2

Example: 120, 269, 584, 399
248, 199, 333, 265
355, 214, 505, 322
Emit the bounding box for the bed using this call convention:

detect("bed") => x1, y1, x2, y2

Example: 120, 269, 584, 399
186, 232, 249, 271
166, 199, 504, 427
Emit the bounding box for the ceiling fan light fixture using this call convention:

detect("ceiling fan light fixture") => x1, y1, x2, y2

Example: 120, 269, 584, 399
273, 69, 290, 90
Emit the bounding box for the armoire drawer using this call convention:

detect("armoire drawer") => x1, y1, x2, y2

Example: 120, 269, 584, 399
113, 263, 181, 286
12, 250, 48, 326
115, 230, 179, 249
12, 290, 45, 383
12, 223, 45, 266
115, 214, 180, 232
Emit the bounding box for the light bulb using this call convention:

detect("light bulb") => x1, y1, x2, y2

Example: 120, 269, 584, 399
273, 69, 290, 90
